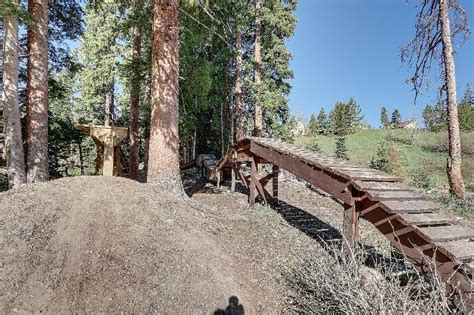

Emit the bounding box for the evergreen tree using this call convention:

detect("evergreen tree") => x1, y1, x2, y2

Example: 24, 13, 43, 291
370, 141, 391, 173
458, 83, 474, 131
380, 106, 389, 128
147, 0, 182, 190
391, 109, 401, 127
328, 98, 363, 135
346, 97, 364, 133
79, 0, 119, 125
329, 101, 348, 135
422, 101, 447, 131
316, 108, 328, 135
308, 114, 317, 136
2, 0, 27, 187
26, 0, 50, 182
257, 0, 297, 139
335, 136, 348, 160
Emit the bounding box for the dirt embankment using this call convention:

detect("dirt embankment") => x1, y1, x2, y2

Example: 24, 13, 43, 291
0, 176, 319, 313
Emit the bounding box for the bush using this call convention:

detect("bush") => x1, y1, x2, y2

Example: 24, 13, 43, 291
282, 245, 461, 313
370, 141, 391, 173
306, 139, 321, 153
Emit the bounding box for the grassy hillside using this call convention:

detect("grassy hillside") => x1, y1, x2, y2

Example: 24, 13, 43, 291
296, 129, 474, 215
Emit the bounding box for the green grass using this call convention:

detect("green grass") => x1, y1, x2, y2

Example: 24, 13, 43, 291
296, 129, 474, 195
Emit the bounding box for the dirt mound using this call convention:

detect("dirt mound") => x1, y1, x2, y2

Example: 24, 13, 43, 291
0, 176, 315, 313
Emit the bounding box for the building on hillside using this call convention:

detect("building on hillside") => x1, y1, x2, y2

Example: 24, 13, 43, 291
290, 119, 306, 137
396, 120, 418, 129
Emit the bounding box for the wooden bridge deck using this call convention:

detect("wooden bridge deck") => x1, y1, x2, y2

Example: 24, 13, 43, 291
209, 137, 474, 302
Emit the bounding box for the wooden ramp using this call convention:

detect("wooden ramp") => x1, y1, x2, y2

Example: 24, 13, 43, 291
210, 137, 474, 301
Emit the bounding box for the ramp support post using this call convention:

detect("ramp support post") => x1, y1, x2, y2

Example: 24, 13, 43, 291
231, 161, 236, 192
272, 165, 279, 203
249, 158, 257, 207
342, 186, 360, 255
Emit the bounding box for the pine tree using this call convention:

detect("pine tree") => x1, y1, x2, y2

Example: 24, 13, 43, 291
253, 0, 263, 137
26, 0, 49, 182
316, 108, 328, 135
370, 141, 391, 173
234, 18, 244, 142
257, 0, 297, 139
2, 0, 27, 188
129, 0, 143, 180
422, 101, 446, 132
329, 101, 348, 135
459, 83, 474, 131
380, 107, 389, 128
79, 0, 119, 125
307, 114, 317, 136
335, 136, 348, 160
147, 0, 182, 191
346, 97, 364, 133
391, 109, 401, 127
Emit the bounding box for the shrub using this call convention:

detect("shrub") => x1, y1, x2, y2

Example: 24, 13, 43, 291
307, 139, 321, 153
335, 136, 348, 160
370, 141, 391, 173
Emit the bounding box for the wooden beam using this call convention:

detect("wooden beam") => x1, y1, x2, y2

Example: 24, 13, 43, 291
250, 142, 351, 204
342, 201, 360, 255
249, 158, 257, 207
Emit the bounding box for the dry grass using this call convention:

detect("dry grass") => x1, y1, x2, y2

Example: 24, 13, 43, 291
281, 242, 467, 314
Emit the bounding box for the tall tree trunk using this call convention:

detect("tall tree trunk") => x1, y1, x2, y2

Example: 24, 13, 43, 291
439, 0, 465, 198
253, 0, 263, 137
1, 18, 5, 161
3, 7, 27, 188
129, 9, 142, 180
192, 93, 198, 160
104, 81, 114, 126
147, 0, 182, 192
26, 0, 49, 183
234, 22, 244, 142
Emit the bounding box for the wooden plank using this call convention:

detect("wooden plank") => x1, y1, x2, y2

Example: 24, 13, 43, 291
397, 213, 457, 225
353, 180, 412, 191
380, 200, 440, 213
417, 226, 474, 243
436, 240, 474, 261
366, 190, 425, 201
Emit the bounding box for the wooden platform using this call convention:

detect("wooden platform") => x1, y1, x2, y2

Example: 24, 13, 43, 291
209, 137, 474, 303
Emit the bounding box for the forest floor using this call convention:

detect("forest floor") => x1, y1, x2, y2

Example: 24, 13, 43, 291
0, 169, 471, 312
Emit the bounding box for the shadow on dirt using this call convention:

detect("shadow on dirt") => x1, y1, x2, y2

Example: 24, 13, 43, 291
214, 296, 245, 315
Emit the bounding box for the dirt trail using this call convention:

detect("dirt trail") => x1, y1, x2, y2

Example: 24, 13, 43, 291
0, 176, 323, 313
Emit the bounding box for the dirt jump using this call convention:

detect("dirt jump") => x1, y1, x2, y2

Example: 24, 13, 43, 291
0, 176, 320, 313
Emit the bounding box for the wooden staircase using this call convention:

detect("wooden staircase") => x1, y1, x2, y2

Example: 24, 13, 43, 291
210, 137, 474, 304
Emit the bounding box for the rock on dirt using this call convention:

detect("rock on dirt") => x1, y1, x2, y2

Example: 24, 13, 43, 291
0, 176, 318, 313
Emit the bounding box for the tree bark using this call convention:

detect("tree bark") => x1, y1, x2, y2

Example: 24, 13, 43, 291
439, 0, 465, 198
26, 0, 49, 183
3, 7, 27, 188
129, 8, 142, 180
104, 81, 114, 126
253, 0, 263, 137
235, 22, 244, 142
147, 0, 183, 192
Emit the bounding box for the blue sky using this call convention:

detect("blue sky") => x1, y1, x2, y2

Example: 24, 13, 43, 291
287, 0, 474, 127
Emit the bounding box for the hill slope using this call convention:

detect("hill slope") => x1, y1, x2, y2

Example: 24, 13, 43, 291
0, 176, 318, 313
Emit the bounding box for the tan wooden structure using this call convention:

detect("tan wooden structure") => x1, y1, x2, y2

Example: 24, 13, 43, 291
77, 124, 128, 176
210, 137, 474, 305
